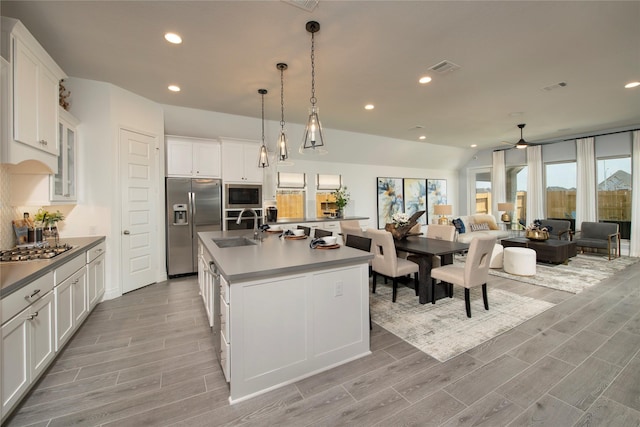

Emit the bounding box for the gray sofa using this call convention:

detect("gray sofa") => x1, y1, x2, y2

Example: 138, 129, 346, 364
538, 219, 573, 240
574, 221, 621, 260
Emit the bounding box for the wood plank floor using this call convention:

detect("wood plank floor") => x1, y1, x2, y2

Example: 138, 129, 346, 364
4, 259, 640, 427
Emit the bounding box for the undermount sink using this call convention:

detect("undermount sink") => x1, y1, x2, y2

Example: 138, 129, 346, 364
212, 237, 258, 248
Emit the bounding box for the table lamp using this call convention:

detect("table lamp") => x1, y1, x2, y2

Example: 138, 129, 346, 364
433, 204, 452, 225
498, 202, 514, 223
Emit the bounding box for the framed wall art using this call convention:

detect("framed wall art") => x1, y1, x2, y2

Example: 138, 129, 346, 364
427, 179, 447, 224
403, 178, 427, 225
377, 177, 404, 228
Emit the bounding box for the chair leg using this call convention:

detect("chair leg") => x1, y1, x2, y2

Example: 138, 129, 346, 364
465, 288, 471, 318
482, 284, 489, 310
431, 278, 436, 304
372, 272, 377, 293
414, 272, 419, 296
392, 278, 398, 302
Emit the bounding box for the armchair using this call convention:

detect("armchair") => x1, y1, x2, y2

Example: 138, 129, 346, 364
574, 221, 621, 260
538, 219, 573, 240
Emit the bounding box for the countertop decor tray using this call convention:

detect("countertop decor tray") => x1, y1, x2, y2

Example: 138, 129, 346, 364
285, 235, 308, 240
315, 244, 340, 249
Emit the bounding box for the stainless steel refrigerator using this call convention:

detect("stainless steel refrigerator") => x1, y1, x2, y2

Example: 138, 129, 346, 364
166, 178, 222, 276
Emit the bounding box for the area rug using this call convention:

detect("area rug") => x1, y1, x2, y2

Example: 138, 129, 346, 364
369, 284, 554, 362
487, 254, 639, 294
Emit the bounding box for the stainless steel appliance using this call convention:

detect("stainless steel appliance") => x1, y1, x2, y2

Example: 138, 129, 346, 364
225, 184, 262, 209
0, 243, 73, 262
166, 178, 222, 277
266, 206, 278, 222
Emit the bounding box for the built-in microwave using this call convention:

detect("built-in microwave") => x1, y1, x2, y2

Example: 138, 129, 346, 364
225, 184, 262, 208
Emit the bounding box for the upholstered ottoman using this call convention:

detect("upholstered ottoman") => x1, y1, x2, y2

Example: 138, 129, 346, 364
490, 244, 504, 269
503, 247, 536, 276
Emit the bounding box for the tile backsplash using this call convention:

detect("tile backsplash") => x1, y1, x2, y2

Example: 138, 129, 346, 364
0, 164, 17, 248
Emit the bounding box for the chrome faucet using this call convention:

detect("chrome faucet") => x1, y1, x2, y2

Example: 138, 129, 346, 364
236, 208, 261, 241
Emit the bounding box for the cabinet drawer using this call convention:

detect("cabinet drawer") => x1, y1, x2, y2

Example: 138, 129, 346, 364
55, 253, 84, 285
2, 271, 54, 324
86, 242, 105, 263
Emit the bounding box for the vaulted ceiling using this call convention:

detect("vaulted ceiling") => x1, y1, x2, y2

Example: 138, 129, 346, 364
2, 1, 639, 151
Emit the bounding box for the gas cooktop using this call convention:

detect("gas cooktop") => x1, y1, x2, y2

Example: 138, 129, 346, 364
0, 244, 74, 262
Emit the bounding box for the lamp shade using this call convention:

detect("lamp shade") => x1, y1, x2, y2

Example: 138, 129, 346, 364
498, 203, 514, 212
433, 204, 452, 215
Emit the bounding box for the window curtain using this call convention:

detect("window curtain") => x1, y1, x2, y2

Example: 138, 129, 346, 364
630, 130, 640, 257
492, 150, 506, 220
575, 137, 596, 229
525, 145, 544, 225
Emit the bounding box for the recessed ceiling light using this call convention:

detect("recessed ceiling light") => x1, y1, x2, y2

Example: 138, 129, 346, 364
364, 104, 375, 110
470, 144, 477, 148
164, 32, 182, 44
418, 135, 426, 140
625, 81, 640, 89
168, 85, 181, 92
418, 76, 432, 84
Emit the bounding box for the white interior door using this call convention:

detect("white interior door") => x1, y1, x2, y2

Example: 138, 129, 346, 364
120, 129, 157, 293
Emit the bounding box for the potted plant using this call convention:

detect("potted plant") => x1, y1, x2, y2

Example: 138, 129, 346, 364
33, 208, 64, 241
331, 186, 350, 218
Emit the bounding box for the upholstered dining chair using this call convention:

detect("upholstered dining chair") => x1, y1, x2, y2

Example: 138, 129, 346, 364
314, 228, 333, 238
367, 228, 420, 303
296, 225, 311, 236
339, 220, 364, 237
425, 224, 456, 267
397, 223, 423, 259
430, 236, 496, 318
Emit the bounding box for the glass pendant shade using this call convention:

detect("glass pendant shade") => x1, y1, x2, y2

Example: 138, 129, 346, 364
277, 130, 288, 161
276, 62, 293, 165
300, 106, 327, 154
258, 143, 269, 168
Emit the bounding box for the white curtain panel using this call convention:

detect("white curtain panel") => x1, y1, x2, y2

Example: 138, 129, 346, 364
525, 145, 544, 225
575, 137, 597, 229
492, 150, 506, 221
630, 130, 640, 257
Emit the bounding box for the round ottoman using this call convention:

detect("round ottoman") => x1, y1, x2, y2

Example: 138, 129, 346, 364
490, 244, 504, 269
503, 247, 536, 276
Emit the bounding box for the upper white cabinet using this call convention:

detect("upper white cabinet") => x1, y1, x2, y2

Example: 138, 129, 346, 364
166, 136, 221, 178
221, 138, 263, 183
0, 18, 67, 172
51, 108, 79, 202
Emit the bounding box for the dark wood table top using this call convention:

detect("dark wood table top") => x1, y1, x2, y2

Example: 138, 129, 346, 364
394, 236, 469, 256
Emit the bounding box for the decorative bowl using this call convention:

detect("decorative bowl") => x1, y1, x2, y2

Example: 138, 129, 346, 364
525, 229, 549, 241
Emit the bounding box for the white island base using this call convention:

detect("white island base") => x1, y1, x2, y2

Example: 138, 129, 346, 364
226, 263, 371, 403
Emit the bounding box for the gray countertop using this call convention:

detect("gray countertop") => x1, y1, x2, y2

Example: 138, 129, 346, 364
265, 216, 368, 225
199, 230, 373, 283
1, 236, 106, 298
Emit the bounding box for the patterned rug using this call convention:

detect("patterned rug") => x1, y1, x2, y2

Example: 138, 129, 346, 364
370, 284, 554, 362
487, 254, 639, 294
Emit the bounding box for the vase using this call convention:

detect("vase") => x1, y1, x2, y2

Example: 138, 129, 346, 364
336, 209, 343, 218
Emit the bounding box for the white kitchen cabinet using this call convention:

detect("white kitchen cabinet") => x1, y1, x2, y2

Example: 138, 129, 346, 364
1, 290, 55, 416
54, 275, 73, 350
221, 139, 263, 183
87, 247, 105, 310
166, 136, 221, 178
51, 108, 79, 202
54, 253, 87, 349
0, 18, 66, 172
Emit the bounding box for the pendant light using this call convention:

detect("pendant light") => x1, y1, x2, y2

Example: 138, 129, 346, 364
276, 63, 293, 165
299, 21, 327, 155
257, 88, 269, 168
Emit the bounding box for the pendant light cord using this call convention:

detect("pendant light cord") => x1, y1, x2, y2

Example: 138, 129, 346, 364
261, 91, 266, 144
280, 67, 285, 128
310, 30, 316, 106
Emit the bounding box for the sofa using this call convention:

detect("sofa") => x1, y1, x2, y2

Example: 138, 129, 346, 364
453, 214, 510, 244
536, 219, 573, 240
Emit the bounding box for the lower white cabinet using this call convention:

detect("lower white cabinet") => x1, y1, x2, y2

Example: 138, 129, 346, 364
87, 242, 106, 310
54, 276, 73, 350
1, 290, 55, 416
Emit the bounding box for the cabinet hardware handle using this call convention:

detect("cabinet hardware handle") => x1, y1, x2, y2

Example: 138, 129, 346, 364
208, 262, 219, 278
27, 311, 39, 320
39, 139, 48, 145
28, 289, 41, 298
123, 230, 130, 235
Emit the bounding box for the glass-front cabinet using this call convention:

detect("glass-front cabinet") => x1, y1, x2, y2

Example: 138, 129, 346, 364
51, 108, 79, 202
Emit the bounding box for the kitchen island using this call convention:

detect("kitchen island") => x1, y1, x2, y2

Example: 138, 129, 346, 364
198, 230, 373, 403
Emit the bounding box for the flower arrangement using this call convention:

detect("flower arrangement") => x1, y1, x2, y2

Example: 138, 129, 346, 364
331, 186, 350, 210
33, 208, 65, 227
391, 212, 410, 228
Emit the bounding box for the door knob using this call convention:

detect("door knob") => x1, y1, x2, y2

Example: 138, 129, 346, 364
123, 230, 130, 235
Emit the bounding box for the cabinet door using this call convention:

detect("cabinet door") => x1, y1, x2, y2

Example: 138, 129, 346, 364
88, 253, 105, 309
71, 269, 88, 325
1, 310, 29, 415
12, 37, 39, 149
51, 110, 78, 202
55, 277, 74, 350
222, 142, 245, 182
37, 65, 59, 156
193, 142, 221, 178
166, 139, 193, 176
30, 291, 55, 379
242, 144, 263, 183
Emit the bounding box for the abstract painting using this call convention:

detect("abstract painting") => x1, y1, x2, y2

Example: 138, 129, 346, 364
377, 177, 404, 228
427, 179, 447, 224
404, 179, 427, 225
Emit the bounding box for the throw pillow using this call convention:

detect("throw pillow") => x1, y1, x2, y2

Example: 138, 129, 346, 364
470, 222, 490, 232
452, 218, 465, 234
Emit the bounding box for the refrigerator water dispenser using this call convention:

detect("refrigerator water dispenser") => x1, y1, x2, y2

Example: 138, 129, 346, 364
173, 204, 188, 224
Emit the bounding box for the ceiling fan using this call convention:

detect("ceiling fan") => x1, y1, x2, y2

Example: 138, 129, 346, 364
501, 123, 534, 150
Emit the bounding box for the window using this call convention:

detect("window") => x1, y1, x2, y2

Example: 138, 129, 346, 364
472, 169, 491, 214
545, 161, 577, 221
276, 172, 306, 219
597, 157, 631, 237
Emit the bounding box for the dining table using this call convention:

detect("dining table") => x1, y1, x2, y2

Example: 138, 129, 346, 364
393, 236, 469, 304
